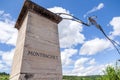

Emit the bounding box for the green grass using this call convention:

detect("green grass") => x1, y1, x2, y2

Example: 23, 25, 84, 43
0, 72, 9, 80
0, 74, 101, 80
0, 75, 9, 80
63, 75, 101, 80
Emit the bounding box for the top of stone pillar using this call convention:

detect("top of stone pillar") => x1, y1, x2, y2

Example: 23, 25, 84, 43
15, 0, 62, 30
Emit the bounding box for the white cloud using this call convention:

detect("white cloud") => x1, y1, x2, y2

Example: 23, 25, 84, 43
0, 49, 15, 72
48, 6, 70, 15
84, 3, 104, 18
64, 57, 110, 76
62, 57, 90, 76
74, 57, 89, 69
61, 48, 78, 66
48, 7, 85, 48
73, 64, 105, 76
0, 49, 14, 67
48, 7, 112, 76
110, 17, 120, 37
80, 38, 111, 55
0, 10, 18, 46
0, 10, 17, 72
61, 48, 78, 76
0, 10, 4, 15
59, 20, 85, 48
88, 58, 96, 65
0, 62, 9, 72
97, 3, 104, 10
0, 61, 5, 70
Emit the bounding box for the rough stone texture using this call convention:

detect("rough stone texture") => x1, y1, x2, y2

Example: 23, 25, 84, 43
10, 10, 62, 80
10, 13, 28, 80
10, 1, 62, 80
15, 0, 62, 30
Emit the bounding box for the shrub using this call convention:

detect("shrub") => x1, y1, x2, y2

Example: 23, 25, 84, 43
100, 65, 120, 80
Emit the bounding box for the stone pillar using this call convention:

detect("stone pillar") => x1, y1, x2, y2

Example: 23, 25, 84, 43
10, 0, 62, 80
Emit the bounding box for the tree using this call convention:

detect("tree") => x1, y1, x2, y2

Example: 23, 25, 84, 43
100, 65, 120, 80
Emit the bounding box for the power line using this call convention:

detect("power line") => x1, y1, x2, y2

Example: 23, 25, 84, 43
88, 16, 120, 55
98, 25, 120, 55
56, 13, 89, 26
56, 13, 120, 55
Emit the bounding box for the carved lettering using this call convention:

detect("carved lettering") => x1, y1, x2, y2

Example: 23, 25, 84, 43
27, 50, 58, 60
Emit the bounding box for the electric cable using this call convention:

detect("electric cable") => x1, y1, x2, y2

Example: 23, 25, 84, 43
88, 16, 120, 55
99, 25, 120, 54
56, 13, 120, 55
111, 39, 120, 47
56, 13, 89, 26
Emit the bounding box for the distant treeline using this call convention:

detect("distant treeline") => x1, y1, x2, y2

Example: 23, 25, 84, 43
63, 75, 101, 80
0, 72, 9, 75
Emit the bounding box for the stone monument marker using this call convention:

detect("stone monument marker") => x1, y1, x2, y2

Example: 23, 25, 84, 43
10, 0, 62, 80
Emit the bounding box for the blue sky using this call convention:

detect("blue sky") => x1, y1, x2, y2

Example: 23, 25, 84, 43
0, 0, 120, 76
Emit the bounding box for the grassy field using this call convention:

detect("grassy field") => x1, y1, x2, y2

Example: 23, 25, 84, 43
0, 75, 9, 80
63, 75, 101, 80
0, 74, 101, 80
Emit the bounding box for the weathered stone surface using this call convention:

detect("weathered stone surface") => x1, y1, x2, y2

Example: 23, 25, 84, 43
10, 1, 62, 80
10, 13, 28, 80
15, 0, 62, 30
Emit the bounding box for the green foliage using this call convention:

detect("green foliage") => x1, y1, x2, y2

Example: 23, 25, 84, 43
100, 65, 120, 80
0, 72, 9, 75
0, 75, 9, 80
0, 72, 9, 80
63, 75, 101, 80
63, 65, 120, 80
